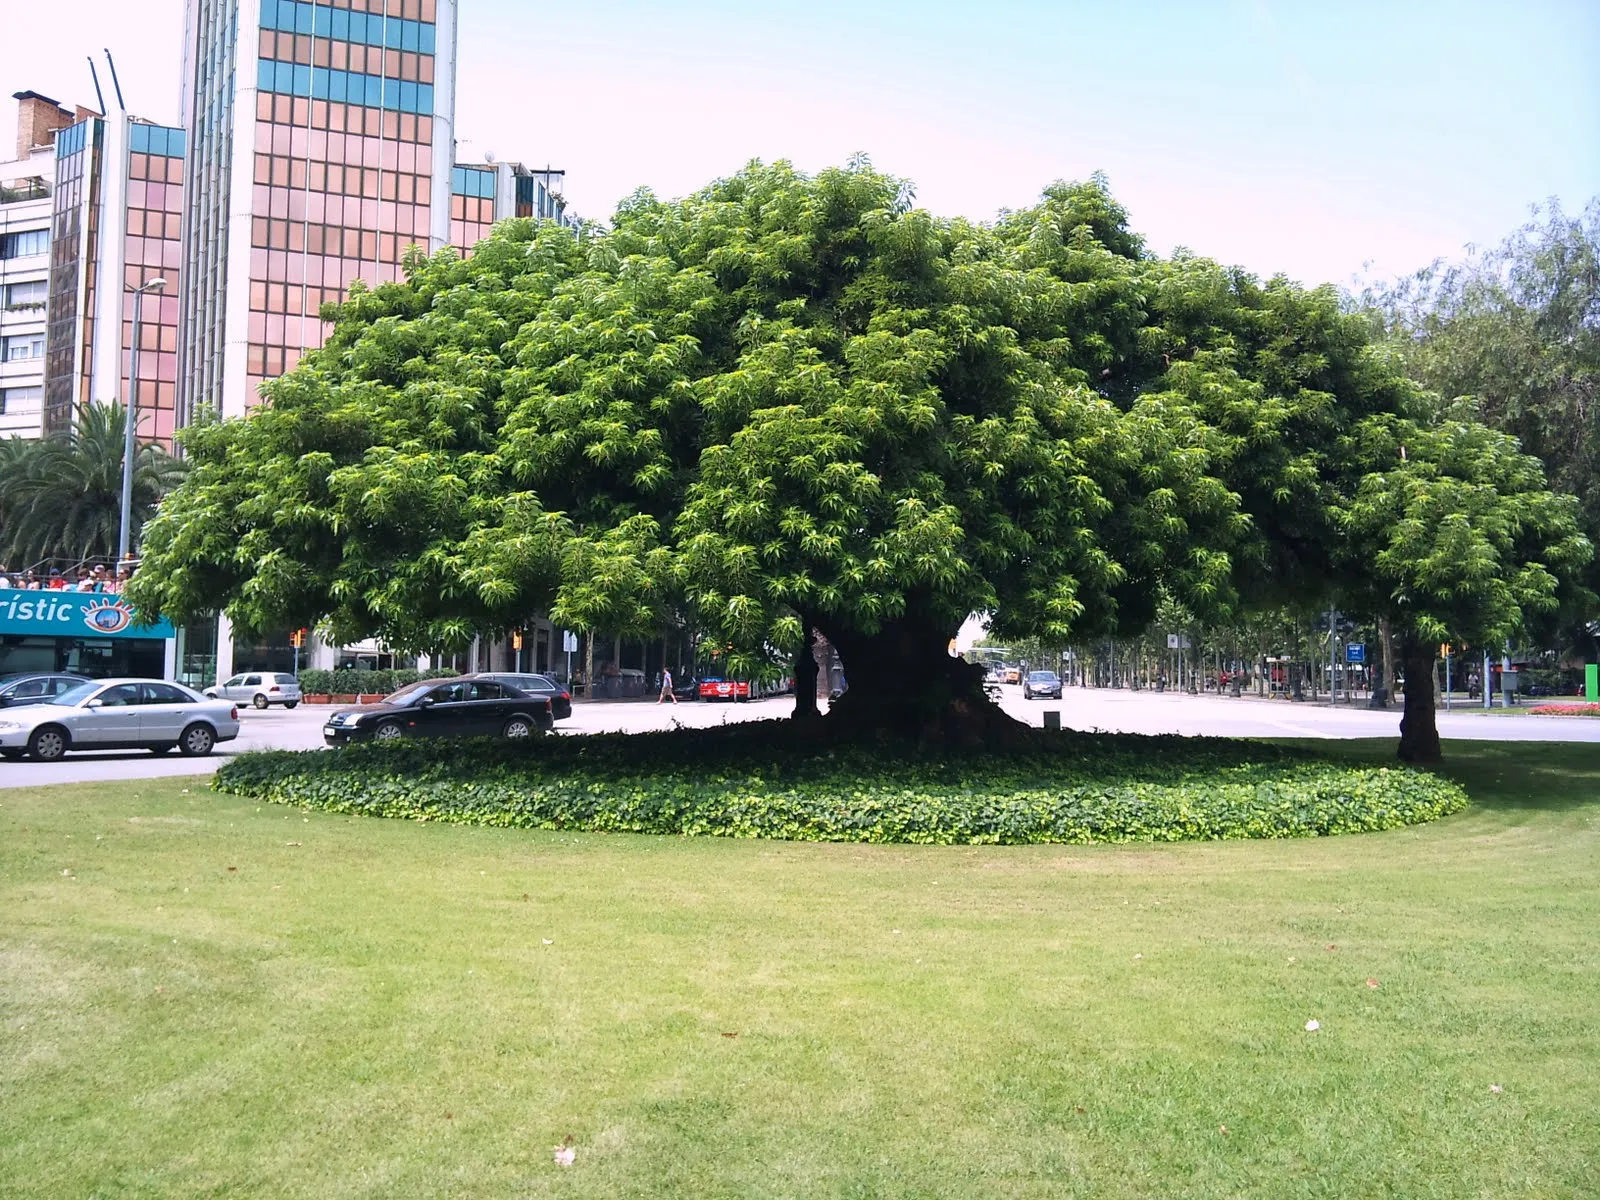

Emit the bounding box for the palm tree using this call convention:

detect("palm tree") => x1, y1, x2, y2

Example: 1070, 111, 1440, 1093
0, 402, 186, 569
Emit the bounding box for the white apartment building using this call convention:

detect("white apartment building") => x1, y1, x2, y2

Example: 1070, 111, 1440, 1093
0, 94, 62, 439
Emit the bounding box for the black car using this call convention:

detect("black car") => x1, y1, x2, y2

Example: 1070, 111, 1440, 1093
470, 672, 573, 720
1023, 670, 1063, 700
0, 672, 91, 709
323, 677, 552, 745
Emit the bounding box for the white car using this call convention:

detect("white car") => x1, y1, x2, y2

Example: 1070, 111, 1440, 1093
0, 678, 241, 762
206, 671, 302, 709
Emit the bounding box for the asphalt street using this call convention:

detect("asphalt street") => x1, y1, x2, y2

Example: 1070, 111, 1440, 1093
1, 684, 1596, 790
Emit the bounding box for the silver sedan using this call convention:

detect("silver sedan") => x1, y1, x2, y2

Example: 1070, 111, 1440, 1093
0, 678, 241, 762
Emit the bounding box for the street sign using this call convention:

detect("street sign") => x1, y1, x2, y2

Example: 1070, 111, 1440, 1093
1345, 643, 1365, 664
1166, 634, 1190, 649
562, 631, 578, 653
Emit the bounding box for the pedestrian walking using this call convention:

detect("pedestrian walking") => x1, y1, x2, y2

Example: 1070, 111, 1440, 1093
658, 666, 678, 704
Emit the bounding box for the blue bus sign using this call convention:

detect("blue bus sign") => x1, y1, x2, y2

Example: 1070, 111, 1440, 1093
1345, 643, 1366, 664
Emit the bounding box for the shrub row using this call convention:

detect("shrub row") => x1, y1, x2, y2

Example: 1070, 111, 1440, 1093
213, 722, 1468, 845
1527, 703, 1600, 717
295, 667, 457, 696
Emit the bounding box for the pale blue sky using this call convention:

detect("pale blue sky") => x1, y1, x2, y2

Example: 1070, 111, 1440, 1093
5, 1, 1595, 287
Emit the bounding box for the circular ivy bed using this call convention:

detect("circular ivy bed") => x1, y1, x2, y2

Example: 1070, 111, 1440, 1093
213, 722, 1467, 845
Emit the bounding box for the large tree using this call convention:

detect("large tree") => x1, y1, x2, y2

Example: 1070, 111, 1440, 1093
129, 162, 1588, 751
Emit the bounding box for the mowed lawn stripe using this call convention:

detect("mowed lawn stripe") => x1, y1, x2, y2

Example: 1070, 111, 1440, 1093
1, 740, 1596, 1198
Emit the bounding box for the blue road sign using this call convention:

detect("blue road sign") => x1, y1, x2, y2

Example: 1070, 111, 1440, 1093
1345, 643, 1366, 664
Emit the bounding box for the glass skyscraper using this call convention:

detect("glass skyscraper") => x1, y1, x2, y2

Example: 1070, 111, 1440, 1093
177, 0, 458, 423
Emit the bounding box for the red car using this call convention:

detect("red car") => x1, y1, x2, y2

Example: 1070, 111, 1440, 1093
698, 678, 750, 701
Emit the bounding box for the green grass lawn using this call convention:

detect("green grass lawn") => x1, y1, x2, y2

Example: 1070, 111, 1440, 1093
2, 740, 1596, 1198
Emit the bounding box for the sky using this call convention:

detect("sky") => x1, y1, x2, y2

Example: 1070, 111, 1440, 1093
3, 0, 1595, 288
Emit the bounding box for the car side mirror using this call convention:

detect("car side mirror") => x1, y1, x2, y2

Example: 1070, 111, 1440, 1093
85, 698, 104, 709
417, 696, 434, 708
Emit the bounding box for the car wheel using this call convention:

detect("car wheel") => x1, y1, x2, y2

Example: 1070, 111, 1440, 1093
252, 694, 269, 710
502, 716, 535, 739
284, 700, 299, 710
28, 725, 68, 761
149, 744, 174, 756
178, 723, 216, 757
372, 720, 404, 743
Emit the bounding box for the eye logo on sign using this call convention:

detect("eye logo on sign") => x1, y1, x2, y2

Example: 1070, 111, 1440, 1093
83, 599, 136, 634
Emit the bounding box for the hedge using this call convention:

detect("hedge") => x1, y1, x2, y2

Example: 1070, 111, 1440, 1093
295, 667, 457, 696
212, 722, 1468, 845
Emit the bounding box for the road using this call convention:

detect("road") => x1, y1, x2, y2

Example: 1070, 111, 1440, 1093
2, 685, 1596, 789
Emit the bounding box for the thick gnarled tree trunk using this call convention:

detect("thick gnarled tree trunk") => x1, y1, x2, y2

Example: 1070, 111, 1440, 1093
819, 616, 1029, 746
1398, 637, 1442, 763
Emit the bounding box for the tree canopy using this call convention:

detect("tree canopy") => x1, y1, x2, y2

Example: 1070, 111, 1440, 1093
128, 162, 1590, 753
0, 402, 185, 569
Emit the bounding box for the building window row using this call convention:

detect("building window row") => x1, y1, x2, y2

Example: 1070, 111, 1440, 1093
260, 0, 437, 52
249, 279, 344, 316
128, 124, 187, 158
3, 280, 49, 308
451, 166, 495, 199
257, 58, 436, 114
0, 385, 43, 415
260, 29, 434, 84
1, 229, 50, 260
3, 334, 45, 362
129, 153, 186, 185
256, 91, 433, 143
253, 152, 430, 202
251, 215, 430, 256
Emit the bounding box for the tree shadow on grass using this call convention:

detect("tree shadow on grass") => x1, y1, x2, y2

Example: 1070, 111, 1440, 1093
1284, 737, 1600, 814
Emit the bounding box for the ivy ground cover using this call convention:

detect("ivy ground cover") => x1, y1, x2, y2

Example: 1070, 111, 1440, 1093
212, 723, 1466, 844
1, 740, 1595, 1197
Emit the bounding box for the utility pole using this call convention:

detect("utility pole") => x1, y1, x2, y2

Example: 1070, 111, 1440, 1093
118, 277, 167, 564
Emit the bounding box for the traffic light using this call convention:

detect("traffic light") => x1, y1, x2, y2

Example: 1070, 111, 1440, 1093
512, 631, 524, 650
289, 629, 305, 648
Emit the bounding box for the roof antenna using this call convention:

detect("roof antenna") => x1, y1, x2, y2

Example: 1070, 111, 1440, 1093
103, 49, 126, 112
86, 57, 107, 116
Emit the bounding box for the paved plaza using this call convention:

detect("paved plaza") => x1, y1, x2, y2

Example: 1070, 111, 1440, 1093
2, 683, 1595, 791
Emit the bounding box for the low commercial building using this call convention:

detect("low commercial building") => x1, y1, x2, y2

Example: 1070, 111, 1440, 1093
0, 586, 176, 678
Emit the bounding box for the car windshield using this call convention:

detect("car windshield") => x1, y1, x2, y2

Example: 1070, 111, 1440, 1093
52, 681, 103, 706
385, 682, 431, 706
1028, 672, 1058, 682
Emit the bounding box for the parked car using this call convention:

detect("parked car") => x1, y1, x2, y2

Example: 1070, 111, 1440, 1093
470, 672, 573, 720
698, 678, 751, 702
1003, 665, 1022, 684
322, 676, 552, 745
0, 678, 240, 761
0, 672, 90, 709
206, 671, 302, 709
1023, 670, 1063, 700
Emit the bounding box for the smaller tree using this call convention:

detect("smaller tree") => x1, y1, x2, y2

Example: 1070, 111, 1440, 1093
1333, 415, 1591, 761
0, 403, 185, 567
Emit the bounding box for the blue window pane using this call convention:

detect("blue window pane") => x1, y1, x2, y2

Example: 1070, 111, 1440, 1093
170, 128, 186, 157
420, 24, 435, 55
295, 1, 312, 35
130, 124, 147, 153
329, 70, 347, 102
311, 67, 329, 101
350, 11, 368, 44
366, 75, 382, 107
258, 0, 277, 28
313, 5, 330, 36
418, 83, 433, 114
330, 8, 347, 39
399, 80, 417, 112
401, 21, 418, 52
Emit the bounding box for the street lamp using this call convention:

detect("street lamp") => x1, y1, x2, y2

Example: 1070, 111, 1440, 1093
117, 277, 166, 564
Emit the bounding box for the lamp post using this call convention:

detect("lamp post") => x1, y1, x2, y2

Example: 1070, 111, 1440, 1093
118, 277, 166, 564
